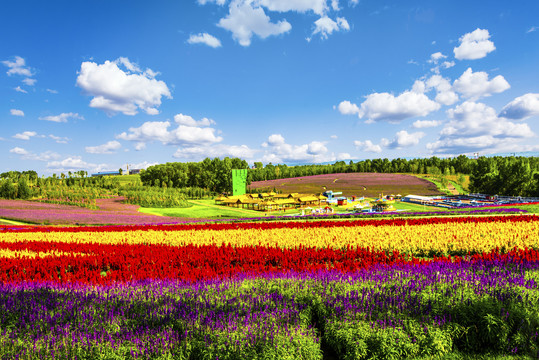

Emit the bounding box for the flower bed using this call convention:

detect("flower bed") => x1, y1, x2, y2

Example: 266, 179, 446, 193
1, 215, 539, 358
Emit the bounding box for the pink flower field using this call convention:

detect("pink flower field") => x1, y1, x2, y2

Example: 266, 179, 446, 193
0, 197, 189, 225
249, 172, 442, 197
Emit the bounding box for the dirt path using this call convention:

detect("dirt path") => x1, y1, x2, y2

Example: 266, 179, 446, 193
446, 183, 460, 195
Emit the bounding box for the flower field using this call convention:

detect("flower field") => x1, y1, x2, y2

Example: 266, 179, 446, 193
1, 215, 539, 358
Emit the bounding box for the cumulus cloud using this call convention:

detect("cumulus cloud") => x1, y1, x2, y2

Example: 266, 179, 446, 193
46, 89, 58, 94
382, 130, 426, 149
453, 68, 510, 99
453, 28, 495, 60
13, 131, 39, 140
14, 86, 27, 93
498, 93, 539, 120
310, 16, 349, 40
258, 0, 328, 15
336, 100, 360, 115
424, 75, 459, 106
39, 112, 84, 123
197, 0, 227, 5
85, 140, 122, 154
117, 114, 223, 147
218, 0, 292, 46
261, 134, 332, 163
22, 78, 36, 86
10, 147, 61, 162
2, 56, 33, 77
427, 101, 534, 154
174, 113, 215, 127
76, 58, 171, 116
187, 33, 222, 48
356, 90, 440, 122
10, 109, 24, 117
47, 156, 97, 171
173, 144, 257, 160
49, 135, 69, 144
353, 140, 382, 153
428, 52, 447, 63
412, 120, 442, 128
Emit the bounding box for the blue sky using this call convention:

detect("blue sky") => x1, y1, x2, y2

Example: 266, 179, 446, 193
2, 0, 539, 175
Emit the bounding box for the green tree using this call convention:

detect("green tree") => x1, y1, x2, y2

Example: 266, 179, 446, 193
0, 180, 17, 199
17, 177, 31, 199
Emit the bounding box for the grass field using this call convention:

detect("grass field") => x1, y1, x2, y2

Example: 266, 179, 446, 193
138, 199, 271, 219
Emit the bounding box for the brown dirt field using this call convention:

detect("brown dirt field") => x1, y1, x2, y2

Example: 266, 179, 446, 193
248, 173, 443, 197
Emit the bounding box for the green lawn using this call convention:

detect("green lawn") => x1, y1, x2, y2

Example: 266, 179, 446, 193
0, 218, 31, 225
138, 199, 271, 219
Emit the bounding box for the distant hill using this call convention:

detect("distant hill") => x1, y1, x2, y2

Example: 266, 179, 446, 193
248, 173, 442, 197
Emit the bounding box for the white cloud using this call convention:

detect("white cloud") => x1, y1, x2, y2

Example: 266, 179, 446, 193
498, 93, 539, 120
197, 0, 226, 5
265, 133, 286, 146
383, 130, 425, 149
39, 112, 84, 123
174, 113, 215, 126
46, 89, 58, 94
453, 28, 495, 60
218, 0, 292, 46
330, 134, 338, 139
187, 33, 222, 48
135, 142, 146, 151
453, 68, 510, 99
10, 109, 24, 117
261, 134, 332, 163
173, 144, 257, 160
14, 86, 27, 93
49, 135, 69, 144
527, 26, 537, 34
357, 90, 440, 122
258, 0, 328, 15
441, 61, 455, 69
85, 140, 122, 154
412, 120, 441, 128
425, 75, 458, 105
13, 131, 38, 140
310, 16, 349, 40
2, 56, 33, 77
22, 78, 36, 86
336, 100, 360, 115
428, 52, 447, 63
76, 58, 171, 116
117, 115, 223, 147
354, 140, 382, 153
10, 147, 61, 162
9, 147, 28, 155
47, 156, 96, 171
427, 101, 534, 154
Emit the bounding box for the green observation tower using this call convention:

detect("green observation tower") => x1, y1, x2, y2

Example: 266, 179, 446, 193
231, 169, 248, 196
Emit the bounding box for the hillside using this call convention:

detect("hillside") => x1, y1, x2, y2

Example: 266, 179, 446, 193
248, 172, 443, 197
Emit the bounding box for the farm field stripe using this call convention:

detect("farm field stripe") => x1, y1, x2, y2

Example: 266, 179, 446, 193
1, 214, 537, 233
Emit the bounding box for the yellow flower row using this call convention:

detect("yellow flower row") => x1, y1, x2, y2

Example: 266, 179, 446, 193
2, 219, 538, 255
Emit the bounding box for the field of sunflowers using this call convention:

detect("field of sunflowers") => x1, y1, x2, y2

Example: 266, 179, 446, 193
1, 215, 539, 359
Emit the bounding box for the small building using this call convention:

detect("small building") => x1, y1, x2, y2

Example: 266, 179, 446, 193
402, 195, 433, 204
91, 171, 121, 177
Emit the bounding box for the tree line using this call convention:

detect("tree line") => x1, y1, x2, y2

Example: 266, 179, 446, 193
139, 157, 249, 194
1, 155, 537, 199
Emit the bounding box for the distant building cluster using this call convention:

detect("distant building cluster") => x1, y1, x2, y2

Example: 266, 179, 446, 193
91, 169, 141, 177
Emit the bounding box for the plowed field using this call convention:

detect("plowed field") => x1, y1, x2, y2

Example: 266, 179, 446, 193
248, 172, 442, 197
